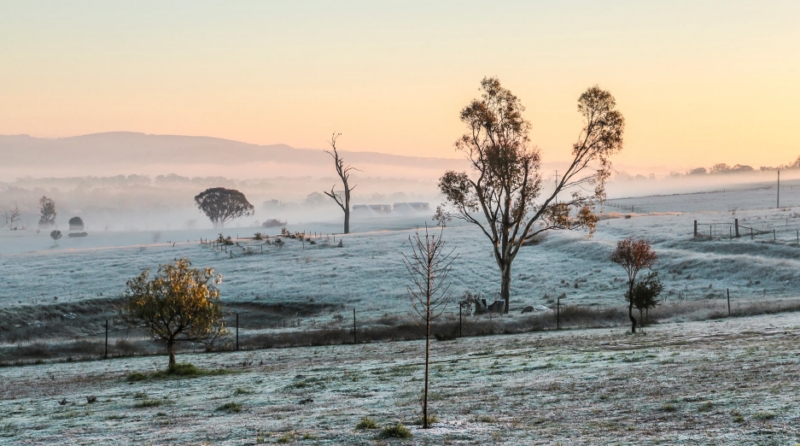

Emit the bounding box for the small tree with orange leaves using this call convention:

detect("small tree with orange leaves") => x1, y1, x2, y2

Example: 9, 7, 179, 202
610, 237, 658, 333
122, 258, 225, 371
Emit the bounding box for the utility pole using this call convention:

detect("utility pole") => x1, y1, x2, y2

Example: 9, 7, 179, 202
777, 170, 780, 208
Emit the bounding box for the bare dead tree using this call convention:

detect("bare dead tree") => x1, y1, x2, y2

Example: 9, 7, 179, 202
3, 204, 21, 230
439, 78, 624, 313
402, 225, 456, 429
323, 133, 358, 234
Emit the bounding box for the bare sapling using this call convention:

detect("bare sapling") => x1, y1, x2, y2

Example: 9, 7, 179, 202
323, 133, 358, 234
402, 225, 457, 429
438, 78, 624, 313
610, 237, 658, 333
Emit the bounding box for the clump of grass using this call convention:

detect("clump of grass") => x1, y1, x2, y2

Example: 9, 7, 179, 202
753, 411, 775, 421
126, 372, 148, 382
134, 399, 163, 408
412, 415, 439, 426
379, 423, 412, 439
126, 363, 233, 382
660, 403, 677, 413
356, 417, 378, 430
276, 432, 295, 443
234, 388, 253, 396
0, 423, 18, 437
475, 415, 496, 423
731, 409, 744, 423
216, 402, 242, 413
697, 402, 713, 412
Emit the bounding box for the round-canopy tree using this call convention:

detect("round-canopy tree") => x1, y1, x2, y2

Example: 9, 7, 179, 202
69, 216, 84, 231
121, 258, 226, 371
194, 187, 255, 229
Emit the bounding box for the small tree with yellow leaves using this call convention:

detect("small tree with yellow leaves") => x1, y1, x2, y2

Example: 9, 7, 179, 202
122, 258, 225, 371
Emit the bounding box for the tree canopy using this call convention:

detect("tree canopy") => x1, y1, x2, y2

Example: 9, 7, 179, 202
438, 77, 624, 313
121, 258, 225, 370
194, 187, 254, 228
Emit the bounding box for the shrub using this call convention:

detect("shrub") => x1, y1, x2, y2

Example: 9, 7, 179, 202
355, 417, 378, 430
134, 399, 163, 408
379, 423, 412, 439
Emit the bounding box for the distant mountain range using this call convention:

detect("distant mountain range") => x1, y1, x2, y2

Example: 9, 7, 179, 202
1, 132, 468, 172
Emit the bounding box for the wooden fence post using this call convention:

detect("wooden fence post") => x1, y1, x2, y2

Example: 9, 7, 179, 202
104, 319, 108, 359
236, 313, 239, 351
735, 219, 739, 237
556, 296, 561, 330
459, 305, 462, 338
727, 289, 730, 316
353, 309, 357, 344
694, 220, 698, 237
773, 229, 776, 242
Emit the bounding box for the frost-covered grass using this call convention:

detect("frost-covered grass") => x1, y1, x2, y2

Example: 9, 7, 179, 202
1, 312, 798, 445
4, 185, 800, 352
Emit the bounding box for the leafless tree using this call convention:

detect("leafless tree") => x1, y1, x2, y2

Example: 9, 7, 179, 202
3, 204, 21, 230
402, 225, 456, 429
438, 77, 624, 313
323, 133, 358, 234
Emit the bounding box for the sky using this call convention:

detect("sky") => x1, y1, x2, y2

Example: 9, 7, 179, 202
2, 1, 799, 171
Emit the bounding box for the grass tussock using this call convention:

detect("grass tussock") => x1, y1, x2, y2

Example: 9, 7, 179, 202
379, 423, 412, 439
355, 417, 378, 430
216, 402, 242, 413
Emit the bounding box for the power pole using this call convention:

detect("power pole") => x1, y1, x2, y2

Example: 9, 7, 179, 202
777, 170, 780, 208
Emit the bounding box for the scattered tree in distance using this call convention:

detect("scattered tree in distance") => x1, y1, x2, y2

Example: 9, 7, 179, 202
38, 196, 56, 228
610, 237, 658, 333
50, 229, 62, 246
3, 204, 21, 230
69, 216, 84, 231
121, 258, 226, 371
323, 133, 358, 234
438, 77, 624, 313
402, 225, 456, 429
194, 187, 255, 229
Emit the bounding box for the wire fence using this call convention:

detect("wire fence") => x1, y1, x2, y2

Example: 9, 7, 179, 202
694, 218, 800, 244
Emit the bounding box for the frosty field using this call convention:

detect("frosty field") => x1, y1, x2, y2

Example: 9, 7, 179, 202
1, 312, 798, 445
2, 182, 800, 444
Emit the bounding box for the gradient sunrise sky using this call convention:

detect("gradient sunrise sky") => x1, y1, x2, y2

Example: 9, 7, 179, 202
2, 1, 799, 170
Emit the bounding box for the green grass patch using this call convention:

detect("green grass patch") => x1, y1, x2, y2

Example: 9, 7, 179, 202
125, 363, 234, 382
134, 399, 163, 408
660, 403, 677, 413
216, 402, 242, 413
379, 423, 412, 439
753, 411, 776, 421
412, 415, 439, 426
356, 417, 378, 430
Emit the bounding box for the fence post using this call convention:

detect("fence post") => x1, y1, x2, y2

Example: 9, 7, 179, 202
694, 220, 698, 237
459, 305, 462, 338
751, 227, 753, 240
104, 319, 108, 359
773, 229, 776, 242
709, 225, 712, 239
236, 313, 239, 351
727, 288, 730, 316
556, 296, 561, 330
735, 219, 739, 237
353, 308, 357, 344
729, 226, 732, 238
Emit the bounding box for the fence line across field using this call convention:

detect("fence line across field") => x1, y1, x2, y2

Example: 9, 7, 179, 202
694, 218, 800, 244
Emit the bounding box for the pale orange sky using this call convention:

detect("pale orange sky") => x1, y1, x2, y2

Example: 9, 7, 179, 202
2, 1, 799, 171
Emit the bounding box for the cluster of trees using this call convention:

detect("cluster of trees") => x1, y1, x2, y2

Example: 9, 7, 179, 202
124, 77, 667, 430
674, 156, 800, 177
